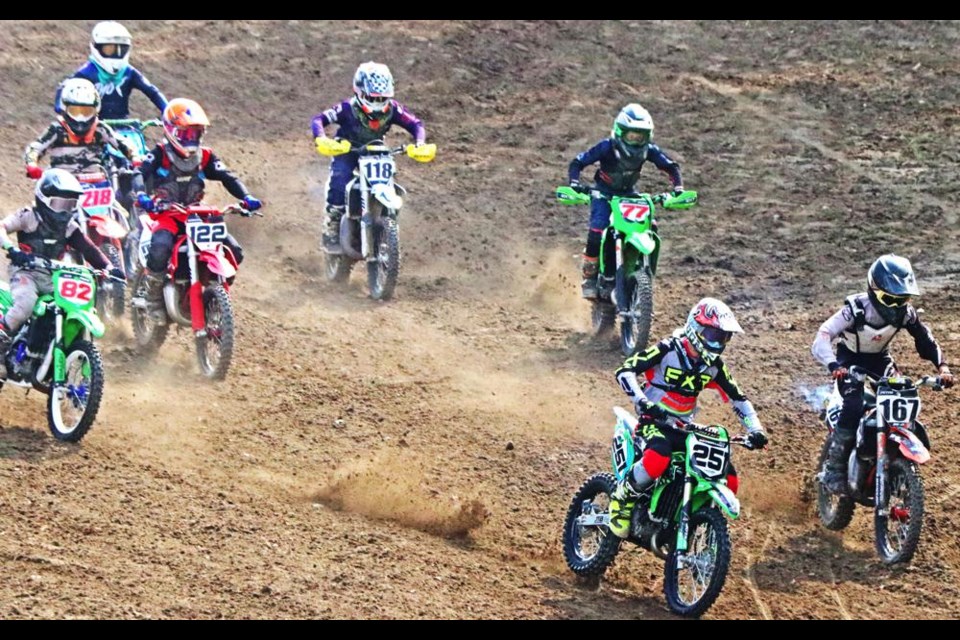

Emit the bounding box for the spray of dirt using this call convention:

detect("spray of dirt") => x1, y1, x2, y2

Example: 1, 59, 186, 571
313, 450, 490, 538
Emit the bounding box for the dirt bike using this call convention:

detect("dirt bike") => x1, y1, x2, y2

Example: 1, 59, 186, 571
316, 138, 436, 300
102, 118, 161, 274
129, 201, 261, 380
71, 167, 131, 322
0, 257, 120, 441
555, 185, 698, 356
816, 364, 944, 565
562, 406, 754, 618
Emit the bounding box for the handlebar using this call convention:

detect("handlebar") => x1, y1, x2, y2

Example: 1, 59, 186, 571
650, 415, 758, 450
845, 364, 945, 391
21, 256, 122, 282
151, 201, 264, 218
102, 118, 162, 131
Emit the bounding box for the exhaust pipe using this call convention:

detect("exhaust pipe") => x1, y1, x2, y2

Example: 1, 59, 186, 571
164, 283, 192, 327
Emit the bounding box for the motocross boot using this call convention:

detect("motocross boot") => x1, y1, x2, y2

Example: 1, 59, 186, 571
581, 255, 599, 299
608, 464, 655, 538
818, 429, 854, 494
322, 205, 345, 253
141, 271, 167, 323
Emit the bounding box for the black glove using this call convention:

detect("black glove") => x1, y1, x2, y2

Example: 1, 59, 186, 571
569, 180, 589, 194
747, 431, 769, 450
672, 185, 685, 196
109, 267, 126, 282
636, 399, 668, 422
7, 247, 34, 269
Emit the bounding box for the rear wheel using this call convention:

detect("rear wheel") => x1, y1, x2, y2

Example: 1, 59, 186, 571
96, 243, 125, 322
130, 269, 168, 354
816, 437, 856, 530
591, 301, 616, 335
562, 473, 622, 577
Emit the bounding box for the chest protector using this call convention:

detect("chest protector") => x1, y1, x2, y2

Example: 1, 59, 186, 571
839, 294, 901, 354
597, 146, 646, 193
18, 208, 71, 260
350, 101, 395, 146
153, 146, 211, 205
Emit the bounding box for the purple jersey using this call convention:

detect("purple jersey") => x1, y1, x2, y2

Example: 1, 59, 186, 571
311, 99, 426, 146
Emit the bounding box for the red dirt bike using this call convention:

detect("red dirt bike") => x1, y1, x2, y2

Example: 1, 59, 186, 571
129, 201, 261, 380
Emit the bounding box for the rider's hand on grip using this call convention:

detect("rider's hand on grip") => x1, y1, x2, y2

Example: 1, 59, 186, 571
831, 366, 849, 380
241, 195, 262, 214
7, 247, 34, 269
747, 430, 769, 450
939, 365, 954, 388
672, 185, 685, 196
569, 180, 588, 195
636, 399, 668, 423
25, 164, 43, 180
136, 192, 155, 213
108, 267, 126, 283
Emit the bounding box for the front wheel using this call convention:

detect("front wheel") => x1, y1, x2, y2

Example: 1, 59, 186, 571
663, 507, 731, 618
562, 473, 622, 577
195, 285, 235, 381
816, 437, 856, 530
619, 268, 653, 357
47, 339, 104, 442
367, 217, 400, 300
875, 457, 925, 565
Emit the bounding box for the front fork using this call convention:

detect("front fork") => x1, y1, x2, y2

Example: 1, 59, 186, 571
875, 428, 889, 518
186, 241, 206, 337
673, 477, 695, 566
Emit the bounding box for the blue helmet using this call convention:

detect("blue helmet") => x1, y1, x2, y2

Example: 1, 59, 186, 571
352, 62, 395, 118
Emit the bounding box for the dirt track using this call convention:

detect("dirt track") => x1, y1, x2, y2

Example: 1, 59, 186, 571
1, 20, 960, 619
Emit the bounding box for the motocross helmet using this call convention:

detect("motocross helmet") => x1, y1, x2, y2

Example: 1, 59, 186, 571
162, 98, 209, 159
35, 168, 83, 227
90, 21, 132, 76
682, 297, 743, 366
352, 62, 395, 129
868, 254, 920, 325
59, 78, 101, 139
612, 103, 654, 161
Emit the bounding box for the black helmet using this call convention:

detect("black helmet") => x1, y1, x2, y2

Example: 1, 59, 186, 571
867, 254, 920, 325
35, 168, 83, 227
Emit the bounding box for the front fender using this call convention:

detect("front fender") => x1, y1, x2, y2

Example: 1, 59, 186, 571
199, 249, 237, 279
624, 230, 658, 255
371, 184, 404, 210
64, 308, 105, 344
889, 425, 931, 464
707, 482, 741, 519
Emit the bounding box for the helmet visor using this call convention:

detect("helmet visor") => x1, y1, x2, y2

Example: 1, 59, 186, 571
359, 93, 390, 113
66, 104, 98, 122
46, 196, 79, 213
875, 290, 910, 308
96, 43, 130, 59
175, 125, 204, 146
621, 129, 651, 146
700, 326, 733, 350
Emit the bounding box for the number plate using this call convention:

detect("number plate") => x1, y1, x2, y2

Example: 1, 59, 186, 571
619, 201, 651, 223
186, 219, 228, 250
689, 435, 729, 478
56, 272, 95, 307
877, 388, 921, 424
360, 156, 396, 185
81, 186, 115, 212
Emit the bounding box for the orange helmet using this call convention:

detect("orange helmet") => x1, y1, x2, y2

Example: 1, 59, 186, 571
163, 98, 210, 158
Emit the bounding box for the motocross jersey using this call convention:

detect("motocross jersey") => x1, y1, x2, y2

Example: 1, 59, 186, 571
138, 144, 251, 207
568, 139, 682, 194
812, 292, 945, 368
615, 336, 761, 432
2, 207, 109, 267
310, 99, 426, 147
54, 62, 167, 119
24, 120, 137, 175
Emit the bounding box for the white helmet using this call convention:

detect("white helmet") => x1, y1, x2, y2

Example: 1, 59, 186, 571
90, 21, 132, 75
352, 62, 395, 116
59, 77, 101, 137
682, 297, 743, 365
611, 103, 654, 160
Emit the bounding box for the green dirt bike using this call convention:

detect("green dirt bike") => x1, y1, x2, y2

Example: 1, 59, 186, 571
556, 185, 697, 355
0, 257, 119, 442
562, 406, 754, 618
